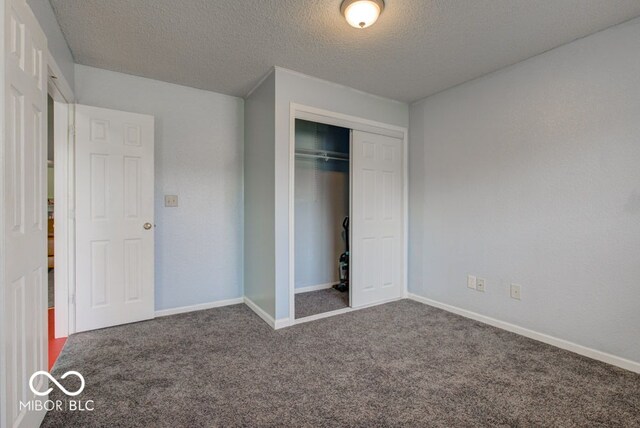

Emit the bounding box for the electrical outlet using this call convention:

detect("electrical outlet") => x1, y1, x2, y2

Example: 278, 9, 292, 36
510, 283, 521, 300
467, 275, 477, 290
164, 195, 179, 207
476, 278, 485, 292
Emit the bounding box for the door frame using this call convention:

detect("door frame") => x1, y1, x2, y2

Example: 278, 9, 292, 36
47, 51, 75, 337
288, 103, 408, 324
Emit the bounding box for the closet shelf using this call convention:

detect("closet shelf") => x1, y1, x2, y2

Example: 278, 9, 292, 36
295, 148, 349, 162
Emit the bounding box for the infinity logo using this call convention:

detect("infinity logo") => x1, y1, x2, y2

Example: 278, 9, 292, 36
29, 371, 85, 397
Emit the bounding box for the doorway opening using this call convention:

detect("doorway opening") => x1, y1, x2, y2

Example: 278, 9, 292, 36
294, 119, 351, 320
47, 94, 66, 369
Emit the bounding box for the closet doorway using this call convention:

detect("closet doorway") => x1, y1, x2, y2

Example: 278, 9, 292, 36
289, 105, 408, 325
294, 119, 351, 319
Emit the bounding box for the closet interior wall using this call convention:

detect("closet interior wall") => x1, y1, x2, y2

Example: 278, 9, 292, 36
294, 120, 350, 292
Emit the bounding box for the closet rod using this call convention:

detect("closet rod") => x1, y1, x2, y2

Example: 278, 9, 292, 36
295, 148, 349, 162
295, 153, 349, 162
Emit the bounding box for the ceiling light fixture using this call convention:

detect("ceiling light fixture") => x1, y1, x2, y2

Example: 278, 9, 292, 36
340, 0, 384, 29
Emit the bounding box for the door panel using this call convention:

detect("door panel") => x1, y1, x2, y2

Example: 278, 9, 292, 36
2, 0, 48, 426
351, 131, 404, 307
75, 104, 154, 333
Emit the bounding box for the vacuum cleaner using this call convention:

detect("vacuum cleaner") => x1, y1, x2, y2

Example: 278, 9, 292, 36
334, 216, 349, 292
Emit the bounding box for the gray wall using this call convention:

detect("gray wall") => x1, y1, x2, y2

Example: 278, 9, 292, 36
274, 68, 409, 320
409, 18, 640, 363
75, 65, 244, 311
294, 121, 349, 290
28, 0, 74, 91
244, 71, 277, 316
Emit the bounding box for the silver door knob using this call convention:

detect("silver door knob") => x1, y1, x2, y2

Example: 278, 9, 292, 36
143, 223, 153, 230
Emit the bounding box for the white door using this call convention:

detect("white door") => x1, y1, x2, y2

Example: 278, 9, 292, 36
1, 0, 48, 426
75, 104, 155, 332
351, 130, 404, 307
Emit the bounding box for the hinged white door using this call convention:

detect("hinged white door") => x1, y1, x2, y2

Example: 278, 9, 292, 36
75, 104, 155, 332
351, 131, 404, 307
2, 0, 48, 426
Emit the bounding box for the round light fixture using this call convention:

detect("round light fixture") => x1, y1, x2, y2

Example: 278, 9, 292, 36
340, 0, 384, 29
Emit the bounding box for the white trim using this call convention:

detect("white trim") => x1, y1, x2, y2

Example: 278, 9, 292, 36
252, 294, 403, 329
155, 297, 244, 317
274, 317, 291, 329
66, 103, 76, 334
288, 105, 296, 323
402, 124, 408, 299
293, 296, 403, 326
348, 131, 353, 306
294, 307, 353, 324
52, 101, 72, 338
46, 47, 75, 338
244, 296, 277, 328
0, 9, 6, 427
294, 282, 337, 294
294, 106, 405, 140
408, 293, 640, 374
46, 50, 74, 103
51, 96, 75, 337
288, 103, 409, 323
243, 296, 292, 330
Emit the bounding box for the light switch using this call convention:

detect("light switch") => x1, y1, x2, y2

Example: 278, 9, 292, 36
164, 195, 178, 207
510, 283, 521, 300
467, 275, 477, 290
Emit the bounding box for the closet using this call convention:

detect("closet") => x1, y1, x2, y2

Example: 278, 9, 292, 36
294, 119, 351, 319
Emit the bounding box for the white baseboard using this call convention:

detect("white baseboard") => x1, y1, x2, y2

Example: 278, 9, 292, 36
274, 317, 292, 329
294, 307, 353, 325
293, 296, 403, 325
408, 293, 640, 374
155, 297, 244, 317
243, 296, 274, 327
242, 294, 402, 329
294, 282, 337, 294
243, 296, 291, 330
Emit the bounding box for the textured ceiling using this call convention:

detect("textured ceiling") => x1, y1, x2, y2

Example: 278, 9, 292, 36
50, 0, 640, 102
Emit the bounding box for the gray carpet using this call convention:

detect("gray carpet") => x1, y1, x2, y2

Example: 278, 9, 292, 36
42, 300, 639, 427
295, 288, 349, 319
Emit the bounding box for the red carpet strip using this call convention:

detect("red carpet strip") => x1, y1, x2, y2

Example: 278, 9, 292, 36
48, 307, 67, 370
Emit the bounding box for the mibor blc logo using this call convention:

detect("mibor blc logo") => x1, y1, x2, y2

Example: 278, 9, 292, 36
30, 371, 85, 396
20, 371, 94, 412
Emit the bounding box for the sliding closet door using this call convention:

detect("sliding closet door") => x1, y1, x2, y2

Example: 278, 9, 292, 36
351, 130, 404, 307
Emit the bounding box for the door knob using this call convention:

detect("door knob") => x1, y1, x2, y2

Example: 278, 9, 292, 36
143, 223, 153, 230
